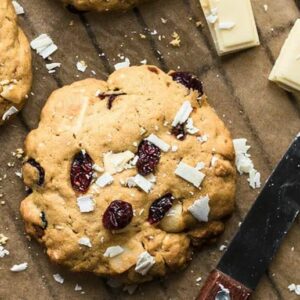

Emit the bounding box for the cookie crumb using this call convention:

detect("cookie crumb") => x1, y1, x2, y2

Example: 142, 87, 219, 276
170, 32, 181, 47
0, 234, 8, 245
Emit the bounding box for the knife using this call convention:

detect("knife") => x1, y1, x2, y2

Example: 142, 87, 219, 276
197, 134, 300, 300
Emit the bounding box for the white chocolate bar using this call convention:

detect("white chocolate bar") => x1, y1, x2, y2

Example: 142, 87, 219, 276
200, 0, 260, 56
269, 19, 300, 93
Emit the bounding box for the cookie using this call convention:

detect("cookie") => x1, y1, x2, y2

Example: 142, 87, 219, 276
63, 0, 145, 12
20, 65, 236, 284
0, 0, 32, 125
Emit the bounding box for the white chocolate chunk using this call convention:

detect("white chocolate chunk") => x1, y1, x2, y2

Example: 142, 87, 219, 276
30, 34, 57, 59
2, 106, 18, 121
92, 163, 104, 173
114, 58, 130, 70
269, 19, 300, 93
233, 138, 261, 189
53, 274, 64, 284
132, 174, 153, 193
186, 118, 199, 135
146, 134, 170, 152
95, 173, 114, 188
233, 139, 253, 174
188, 195, 210, 222
135, 251, 155, 275
175, 161, 205, 187
0, 245, 9, 258
76, 61, 87, 72
10, 262, 28, 272
12, 1, 24, 15
77, 195, 95, 213
200, 0, 260, 56
46, 63, 61, 71
103, 151, 135, 174
248, 169, 261, 189
75, 284, 82, 291
78, 236, 92, 248
104, 246, 124, 258
172, 101, 193, 126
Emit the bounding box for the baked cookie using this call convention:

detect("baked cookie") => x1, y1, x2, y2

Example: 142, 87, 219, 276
63, 0, 146, 12
0, 0, 32, 125
20, 65, 236, 284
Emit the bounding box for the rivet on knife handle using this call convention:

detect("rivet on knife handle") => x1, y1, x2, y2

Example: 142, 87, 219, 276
196, 270, 252, 300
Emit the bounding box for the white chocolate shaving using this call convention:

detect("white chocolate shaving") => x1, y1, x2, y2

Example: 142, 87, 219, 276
95, 173, 114, 188
135, 251, 155, 275
104, 246, 124, 258
103, 151, 135, 175
172, 101, 193, 127
77, 195, 95, 213
78, 236, 92, 248
30, 34, 57, 59
175, 161, 205, 188
12, 1, 24, 14
10, 262, 28, 272
131, 174, 153, 193
188, 195, 210, 222
2, 106, 18, 121
146, 134, 170, 152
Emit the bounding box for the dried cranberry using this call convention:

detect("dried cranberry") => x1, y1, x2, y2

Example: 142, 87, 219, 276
170, 72, 203, 95
148, 193, 175, 224
70, 151, 93, 193
98, 92, 126, 109
136, 140, 161, 176
26, 158, 45, 186
103, 200, 133, 230
171, 123, 187, 140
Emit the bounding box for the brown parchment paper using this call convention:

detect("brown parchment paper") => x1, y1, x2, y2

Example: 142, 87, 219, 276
0, 0, 300, 299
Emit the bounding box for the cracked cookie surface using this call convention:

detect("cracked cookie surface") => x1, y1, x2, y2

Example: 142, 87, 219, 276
0, 0, 32, 125
62, 0, 146, 12
20, 65, 236, 283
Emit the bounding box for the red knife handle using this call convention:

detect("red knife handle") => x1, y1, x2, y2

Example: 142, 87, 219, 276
196, 269, 252, 300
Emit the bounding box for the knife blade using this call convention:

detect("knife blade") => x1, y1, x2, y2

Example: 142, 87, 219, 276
197, 134, 300, 300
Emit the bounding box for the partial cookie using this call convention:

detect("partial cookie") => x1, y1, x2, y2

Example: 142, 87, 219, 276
20, 65, 236, 284
0, 0, 32, 125
63, 0, 146, 12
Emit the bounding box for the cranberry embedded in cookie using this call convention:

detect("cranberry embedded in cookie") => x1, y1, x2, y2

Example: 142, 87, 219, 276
170, 71, 203, 95
171, 123, 187, 140
136, 140, 161, 176
70, 151, 94, 193
103, 200, 133, 230
148, 193, 175, 224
